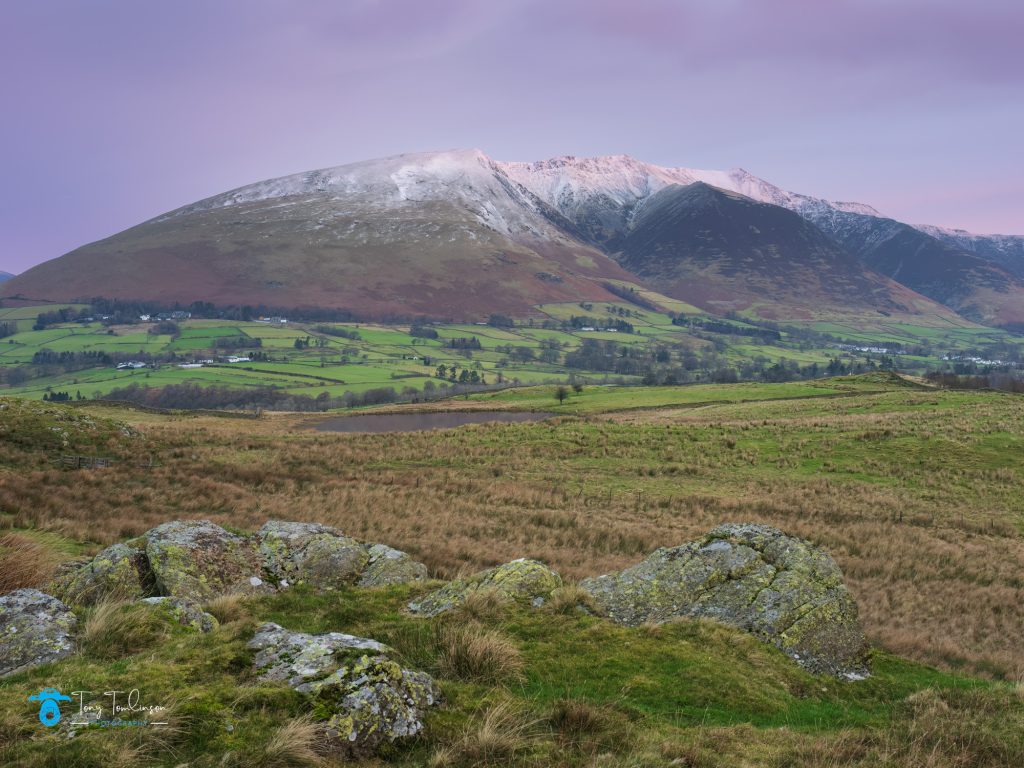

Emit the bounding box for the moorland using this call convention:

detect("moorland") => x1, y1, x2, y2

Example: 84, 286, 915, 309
2, 373, 1023, 766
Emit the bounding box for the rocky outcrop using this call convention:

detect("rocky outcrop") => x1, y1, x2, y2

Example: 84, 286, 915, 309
249, 622, 439, 757
258, 521, 369, 589
408, 558, 562, 617
359, 544, 428, 588
141, 597, 218, 633
53, 541, 153, 605
53, 519, 430, 607
145, 520, 264, 601
580, 523, 868, 677
0, 589, 77, 677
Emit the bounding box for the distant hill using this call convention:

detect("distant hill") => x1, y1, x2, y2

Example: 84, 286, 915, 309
5, 150, 1020, 325
0, 271, 14, 283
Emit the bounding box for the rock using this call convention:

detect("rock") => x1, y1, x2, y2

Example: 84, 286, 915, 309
249, 622, 439, 757
141, 597, 219, 633
0, 589, 77, 677
145, 520, 263, 601
358, 544, 428, 587
52, 541, 153, 605
408, 558, 562, 617
258, 521, 369, 590
579, 523, 868, 677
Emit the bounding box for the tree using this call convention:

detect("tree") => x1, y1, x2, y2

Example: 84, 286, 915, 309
572, 382, 584, 394
555, 385, 569, 404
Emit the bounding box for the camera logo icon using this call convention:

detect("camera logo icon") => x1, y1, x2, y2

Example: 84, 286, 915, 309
28, 688, 71, 727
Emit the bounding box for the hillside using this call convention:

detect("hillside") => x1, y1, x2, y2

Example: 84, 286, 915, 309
5, 150, 1014, 325
612, 183, 926, 318
2, 382, 1024, 766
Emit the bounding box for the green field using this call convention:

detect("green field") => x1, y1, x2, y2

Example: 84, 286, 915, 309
1, 302, 1022, 406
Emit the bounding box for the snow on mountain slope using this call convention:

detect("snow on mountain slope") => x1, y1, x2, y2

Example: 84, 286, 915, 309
497, 155, 882, 230
917, 225, 1024, 278
161, 150, 888, 247
160, 148, 565, 242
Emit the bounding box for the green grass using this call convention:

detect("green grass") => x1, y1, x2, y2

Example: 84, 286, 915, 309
3, 304, 1024, 408
466, 379, 856, 414
0, 583, 1016, 767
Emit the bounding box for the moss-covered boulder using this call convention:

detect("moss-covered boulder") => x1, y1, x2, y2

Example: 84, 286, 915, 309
140, 596, 218, 633
0, 589, 77, 677
257, 520, 369, 589
580, 523, 868, 677
249, 622, 439, 757
52, 541, 153, 606
358, 543, 428, 588
407, 558, 562, 617
145, 520, 263, 601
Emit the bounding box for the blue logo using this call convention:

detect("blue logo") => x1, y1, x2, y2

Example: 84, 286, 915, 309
28, 688, 71, 726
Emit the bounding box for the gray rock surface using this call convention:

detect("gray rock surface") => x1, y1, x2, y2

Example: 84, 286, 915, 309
358, 543, 428, 587
53, 541, 153, 605
145, 520, 263, 601
408, 558, 562, 617
258, 521, 369, 589
0, 589, 77, 677
580, 523, 868, 677
249, 622, 439, 756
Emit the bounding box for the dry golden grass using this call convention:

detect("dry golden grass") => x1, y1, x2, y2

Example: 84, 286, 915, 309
81, 601, 168, 660
4, 390, 1024, 678
256, 715, 326, 768
0, 532, 59, 593
430, 700, 540, 767
436, 624, 525, 684
546, 584, 599, 615
204, 593, 251, 625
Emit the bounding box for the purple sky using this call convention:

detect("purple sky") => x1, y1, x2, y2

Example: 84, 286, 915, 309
2, 0, 1022, 274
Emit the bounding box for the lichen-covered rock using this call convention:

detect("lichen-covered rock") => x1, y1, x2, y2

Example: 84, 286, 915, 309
146, 520, 263, 601
358, 544, 428, 587
52, 541, 154, 605
580, 523, 868, 677
407, 558, 562, 617
249, 622, 439, 757
141, 597, 219, 633
258, 521, 369, 590
0, 589, 77, 677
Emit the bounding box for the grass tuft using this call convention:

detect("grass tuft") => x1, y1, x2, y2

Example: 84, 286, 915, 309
81, 600, 169, 660
0, 532, 59, 594
437, 624, 525, 684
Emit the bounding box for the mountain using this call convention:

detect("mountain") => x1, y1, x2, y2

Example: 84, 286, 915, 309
504, 157, 1024, 325
0, 271, 13, 283
917, 225, 1024, 279
3, 150, 638, 318
3, 150, 1017, 324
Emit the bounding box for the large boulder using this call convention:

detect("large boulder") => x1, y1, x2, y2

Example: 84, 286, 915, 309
141, 597, 219, 633
52, 541, 153, 605
145, 520, 263, 601
258, 521, 369, 589
408, 558, 562, 617
0, 589, 77, 677
358, 544, 428, 588
579, 523, 868, 677
249, 622, 439, 757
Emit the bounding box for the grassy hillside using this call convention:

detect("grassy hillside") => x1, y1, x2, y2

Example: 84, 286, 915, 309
3, 379, 1024, 765
3, 583, 1020, 767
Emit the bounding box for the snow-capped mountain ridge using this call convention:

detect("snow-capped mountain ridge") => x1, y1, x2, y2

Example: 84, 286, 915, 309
161, 149, 890, 239
9, 147, 1024, 326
